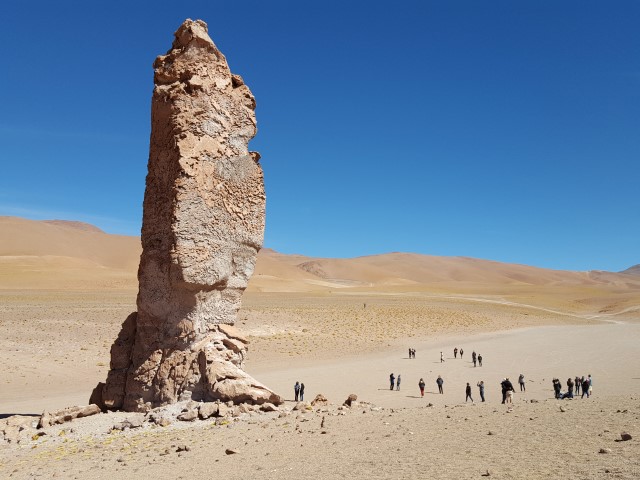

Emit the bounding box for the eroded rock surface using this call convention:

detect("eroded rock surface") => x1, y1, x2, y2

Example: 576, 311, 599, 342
95, 19, 281, 412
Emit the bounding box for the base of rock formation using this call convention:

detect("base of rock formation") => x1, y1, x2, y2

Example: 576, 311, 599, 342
93, 317, 282, 412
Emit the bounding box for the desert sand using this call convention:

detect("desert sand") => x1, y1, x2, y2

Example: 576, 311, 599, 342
1, 216, 639, 479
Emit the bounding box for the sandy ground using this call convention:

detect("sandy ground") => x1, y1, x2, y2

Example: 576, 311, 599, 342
1, 217, 640, 478
1, 319, 639, 479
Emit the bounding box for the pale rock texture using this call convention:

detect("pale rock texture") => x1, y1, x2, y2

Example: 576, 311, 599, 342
94, 19, 282, 412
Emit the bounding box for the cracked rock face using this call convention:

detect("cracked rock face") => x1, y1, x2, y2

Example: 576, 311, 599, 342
94, 19, 282, 412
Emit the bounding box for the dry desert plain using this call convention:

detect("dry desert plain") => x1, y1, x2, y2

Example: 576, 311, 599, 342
1, 216, 640, 479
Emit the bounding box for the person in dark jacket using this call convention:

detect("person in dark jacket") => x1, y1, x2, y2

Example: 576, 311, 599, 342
436, 375, 444, 394
500, 378, 507, 404
465, 383, 474, 402
418, 378, 426, 397
472, 351, 477, 367
504, 378, 515, 404
575, 376, 581, 395
390, 373, 395, 391
300, 382, 305, 401
477, 354, 483, 367
566, 378, 574, 397
294, 381, 301, 402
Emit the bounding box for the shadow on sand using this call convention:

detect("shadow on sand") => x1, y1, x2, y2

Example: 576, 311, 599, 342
0, 413, 39, 420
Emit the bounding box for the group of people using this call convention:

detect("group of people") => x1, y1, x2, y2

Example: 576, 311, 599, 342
408, 348, 416, 359
417, 375, 444, 396
293, 381, 306, 401
552, 375, 593, 399
390, 373, 401, 391
471, 351, 483, 367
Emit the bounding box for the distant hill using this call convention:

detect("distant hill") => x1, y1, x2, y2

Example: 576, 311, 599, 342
620, 264, 640, 276
1, 216, 640, 302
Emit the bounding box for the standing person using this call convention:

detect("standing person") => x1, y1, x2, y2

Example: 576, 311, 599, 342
397, 374, 401, 391
460, 349, 464, 359
465, 383, 474, 402
300, 382, 305, 401
440, 352, 444, 363
588, 374, 593, 396
500, 379, 507, 404
390, 373, 395, 391
472, 351, 477, 367
553, 378, 561, 399
518, 374, 526, 392
478, 354, 483, 367
581, 377, 590, 398
477, 381, 485, 402
575, 376, 581, 395
294, 381, 301, 402
408, 348, 412, 359
454, 347, 458, 359
418, 378, 426, 397
504, 378, 515, 404
413, 349, 416, 359
567, 378, 574, 398
436, 375, 444, 394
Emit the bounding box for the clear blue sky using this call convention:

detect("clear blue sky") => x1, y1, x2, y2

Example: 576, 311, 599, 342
1, 1, 638, 272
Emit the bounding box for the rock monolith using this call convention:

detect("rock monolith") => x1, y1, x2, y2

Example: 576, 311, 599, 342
92, 19, 282, 412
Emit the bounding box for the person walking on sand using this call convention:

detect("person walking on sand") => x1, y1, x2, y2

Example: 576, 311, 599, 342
419, 378, 426, 397
500, 378, 507, 404
478, 354, 483, 367
397, 374, 401, 391
518, 374, 525, 392
460, 348, 464, 359
436, 375, 444, 394
440, 351, 444, 363
390, 373, 396, 391
409, 348, 412, 359
465, 383, 474, 402
574, 376, 581, 396
300, 382, 305, 401
294, 381, 301, 402
566, 378, 574, 398
472, 351, 477, 367
477, 380, 485, 402
454, 347, 458, 359
581, 377, 590, 398
588, 374, 593, 396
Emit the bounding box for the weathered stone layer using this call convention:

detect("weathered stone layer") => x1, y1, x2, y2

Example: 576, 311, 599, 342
95, 19, 281, 412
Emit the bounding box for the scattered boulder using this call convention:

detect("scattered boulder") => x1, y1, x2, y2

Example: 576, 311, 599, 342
218, 404, 230, 417
343, 394, 358, 407
112, 415, 145, 431
620, 432, 632, 441
177, 409, 198, 422
311, 394, 329, 407
38, 404, 101, 429
199, 402, 219, 419
225, 448, 240, 455
260, 403, 279, 412
599, 448, 611, 454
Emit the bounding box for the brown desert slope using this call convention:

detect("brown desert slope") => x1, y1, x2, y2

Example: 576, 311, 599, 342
0, 216, 140, 289
1, 216, 639, 301
621, 264, 640, 276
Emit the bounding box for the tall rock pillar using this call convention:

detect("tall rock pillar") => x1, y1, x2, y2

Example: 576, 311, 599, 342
94, 19, 282, 412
